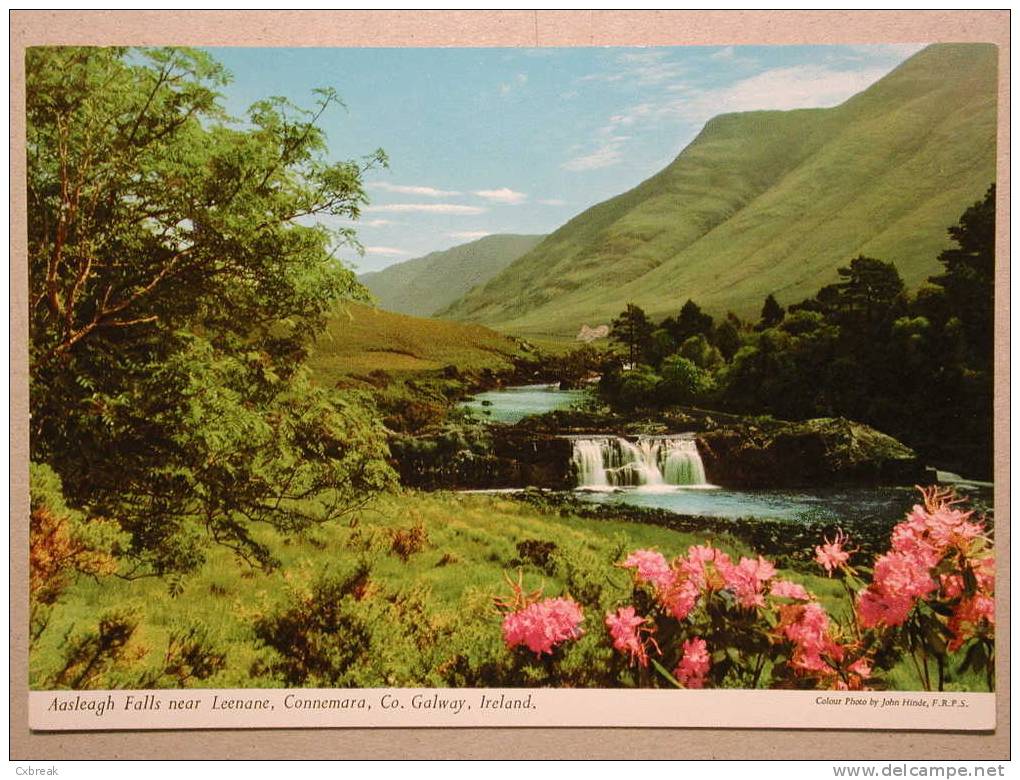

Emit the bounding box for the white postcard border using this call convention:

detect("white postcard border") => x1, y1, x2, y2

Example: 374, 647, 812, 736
30, 689, 996, 732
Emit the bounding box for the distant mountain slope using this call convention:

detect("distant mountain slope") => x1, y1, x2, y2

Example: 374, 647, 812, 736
441, 44, 997, 336
358, 234, 544, 317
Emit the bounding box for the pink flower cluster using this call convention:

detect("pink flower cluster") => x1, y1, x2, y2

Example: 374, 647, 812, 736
674, 637, 711, 689
779, 602, 871, 689
857, 491, 994, 635
815, 531, 851, 575
502, 596, 584, 657
605, 606, 654, 667
622, 545, 779, 617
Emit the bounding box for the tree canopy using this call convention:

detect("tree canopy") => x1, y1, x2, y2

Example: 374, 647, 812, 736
27, 47, 394, 574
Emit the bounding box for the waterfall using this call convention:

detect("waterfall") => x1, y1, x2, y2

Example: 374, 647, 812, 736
572, 439, 609, 487
570, 435, 708, 489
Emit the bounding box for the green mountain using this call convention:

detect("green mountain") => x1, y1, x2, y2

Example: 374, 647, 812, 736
441, 44, 997, 337
358, 233, 544, 317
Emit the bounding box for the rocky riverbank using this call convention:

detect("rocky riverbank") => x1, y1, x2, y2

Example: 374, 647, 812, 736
388, 409, 929, 491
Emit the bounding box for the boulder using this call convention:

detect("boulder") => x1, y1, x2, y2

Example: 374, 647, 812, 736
696, 417, 926, 488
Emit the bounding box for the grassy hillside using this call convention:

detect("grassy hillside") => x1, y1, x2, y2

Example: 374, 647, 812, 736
442, 44, 997, 336
359, 234, 544, 317
305, 301, 523, 384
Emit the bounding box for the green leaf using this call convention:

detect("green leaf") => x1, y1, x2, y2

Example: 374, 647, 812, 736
651, 658, 683, 689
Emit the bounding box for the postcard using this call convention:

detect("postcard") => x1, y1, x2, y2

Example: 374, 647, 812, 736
10, 10, 1008, 757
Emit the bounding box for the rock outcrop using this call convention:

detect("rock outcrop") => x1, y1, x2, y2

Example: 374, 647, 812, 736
696, 417, 927, 488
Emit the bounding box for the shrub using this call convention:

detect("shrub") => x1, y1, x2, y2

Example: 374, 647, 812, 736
496, 488, 994, 691
390, 518, 429, 561
29, 463, 123, 643
47, 609, 146, 690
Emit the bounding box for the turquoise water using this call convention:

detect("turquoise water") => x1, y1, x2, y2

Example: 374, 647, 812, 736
461, 384, 589, 424
576, 483, 994, 525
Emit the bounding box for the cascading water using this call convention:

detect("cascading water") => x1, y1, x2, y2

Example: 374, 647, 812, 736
570, 435, 708, 489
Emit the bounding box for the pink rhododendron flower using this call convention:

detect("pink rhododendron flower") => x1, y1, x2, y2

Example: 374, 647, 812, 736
848, 657, 872, 679
718, 555, 775, 609
856, 549, 937, 629
502, 597, 584, 656
770, 579, 812, 601
975, 555, 996, 592
659, 577, 701, 621
815, 531, 851, 575
857, 588, 915, 629
674, 637, 711, 689
782, 602, 844, 674
873, 551, 938, 600
622, 549, 674, 591
947, 594, 995, 652
682, 545, 732, 590
605, 606, 653, 667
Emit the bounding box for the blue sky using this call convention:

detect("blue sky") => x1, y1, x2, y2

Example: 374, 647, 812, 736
207, 43, 926, 273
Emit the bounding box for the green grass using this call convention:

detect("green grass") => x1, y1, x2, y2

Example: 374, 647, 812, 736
306, 302, 523, 384
441, 44, 998, 337
33, 491, 746, 688
30, 491, 987, 691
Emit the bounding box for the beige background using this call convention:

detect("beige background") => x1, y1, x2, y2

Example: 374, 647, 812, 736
9, 10, 1010, 760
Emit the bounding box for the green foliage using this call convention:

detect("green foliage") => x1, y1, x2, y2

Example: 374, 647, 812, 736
932, 184, 995, 362
610, 303, 654, 366
662, 299, 714, 346
658, 355, 715, 405
677, 334, 723, 371
27, 47, 394, 573
713, 317, 744, 362
29, 464, 126, 643
759, 294, 786, 329
603, 365, 660, 410
45, 608, 145, 690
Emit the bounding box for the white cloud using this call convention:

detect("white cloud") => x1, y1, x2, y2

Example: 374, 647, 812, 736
562, 142, 624, 172
474, 187, 527, 205
843, 43, 927, 61
369, 182, 461, 197
364, 203, 487, 215
538, 198, 566, 206
365, 246, 412, 256
447, 230, 492, 240
580, 50, 685, 87
616, 49, 669, 65
562, 134, 629, 172
685, 63, 893, 116
361, 219, 395, 227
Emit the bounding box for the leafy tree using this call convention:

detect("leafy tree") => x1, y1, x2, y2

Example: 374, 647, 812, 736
663, 299, 714, 345
831, 256, 906, 330
647, 327, 677, 368
712, 316, 743, 362
614, 365, 661, 410
678, 334, 723, 371
27, 47, 393, 574
658, 355, 714, 405
610, 303, 654, 366
759, 294, 785, 329
931, 184, 995, 363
